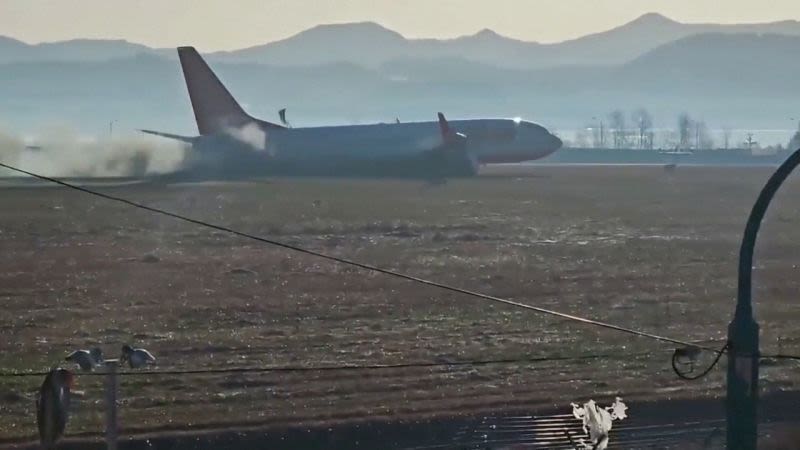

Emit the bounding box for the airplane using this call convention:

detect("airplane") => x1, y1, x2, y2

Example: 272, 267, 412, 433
140, 47, 562, 180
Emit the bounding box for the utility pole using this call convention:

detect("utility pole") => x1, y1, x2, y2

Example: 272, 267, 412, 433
593, 116, 605, 148
695, 126, 699, 150
109, 120, 117, 141
727, 148, 800, 449
599, 120, 605, 148
723, 128, 731, 151
104, 360, 119, 450
591, 117, 601, 148
639, 117, 644, 149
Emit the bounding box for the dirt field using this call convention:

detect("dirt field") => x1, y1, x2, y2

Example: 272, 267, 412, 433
2, 165, 800, 444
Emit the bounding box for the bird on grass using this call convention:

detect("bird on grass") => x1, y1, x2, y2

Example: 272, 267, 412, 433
120, 344, 156, 369
36, 368, 74, 449
65, 347, 103, 371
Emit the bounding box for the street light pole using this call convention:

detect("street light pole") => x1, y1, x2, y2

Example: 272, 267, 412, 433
592, 116, 605, 148
600, 119, 605, 148
104, 359, 119, 450
727, 147, 800, 449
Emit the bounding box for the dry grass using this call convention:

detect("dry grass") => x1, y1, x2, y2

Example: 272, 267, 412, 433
2, 166, 800, 442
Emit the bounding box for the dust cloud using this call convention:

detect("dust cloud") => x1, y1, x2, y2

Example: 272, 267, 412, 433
224, 123, 268, 152
0, 126, 187, 177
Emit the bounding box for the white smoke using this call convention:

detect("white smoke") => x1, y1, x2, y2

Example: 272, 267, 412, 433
224, 122, 268, 152
0, 125, 187, 177
0, 129, 24, 170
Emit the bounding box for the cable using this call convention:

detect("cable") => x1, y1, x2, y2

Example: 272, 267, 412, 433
0, 162, 711, 352
669, 346, 800, 381
5, 348, 796, 379
0, 350, 660, 378
671, 343, 729, 381
759, 353, 800, 361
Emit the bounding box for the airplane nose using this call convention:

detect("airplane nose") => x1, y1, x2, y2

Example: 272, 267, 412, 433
550, 133, 563, 150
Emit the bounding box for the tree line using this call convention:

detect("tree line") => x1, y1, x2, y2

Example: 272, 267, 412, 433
572, 109, 724, 150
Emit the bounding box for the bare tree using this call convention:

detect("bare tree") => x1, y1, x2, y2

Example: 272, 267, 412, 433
694, 120, 714, 149
631, 108, 653, 149
590, 117, 606, 147
789, 131, 800, 151
677, 113, 693, 149
609, 110, 626, 149
789, 122, 800, 151
722, 127, 732, 150
599, 119, 605, 147
744, 133, 757, 151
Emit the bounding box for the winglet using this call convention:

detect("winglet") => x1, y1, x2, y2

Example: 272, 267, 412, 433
437, 112, 450, 138
279, 108, 289, 127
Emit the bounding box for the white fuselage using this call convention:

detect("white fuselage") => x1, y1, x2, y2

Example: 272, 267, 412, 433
174, 117, 562, 179
263, 118, 562, 164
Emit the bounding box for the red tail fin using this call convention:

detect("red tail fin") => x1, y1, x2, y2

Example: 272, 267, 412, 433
177, 47, 283, 135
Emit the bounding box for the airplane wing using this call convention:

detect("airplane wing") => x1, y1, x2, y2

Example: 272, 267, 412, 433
138, 129, 197, 144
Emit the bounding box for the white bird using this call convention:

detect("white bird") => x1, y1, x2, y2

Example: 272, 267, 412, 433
571, 397, 627, 450
120, 344, 156, 369
65, 348, 103, 372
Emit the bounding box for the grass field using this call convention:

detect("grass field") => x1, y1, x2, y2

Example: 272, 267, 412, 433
2, 165, 800, 443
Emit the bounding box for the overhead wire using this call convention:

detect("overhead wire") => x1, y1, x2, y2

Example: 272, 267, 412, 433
3, 349, 795, 379
671, 343, 729, 381
0, 350, 661, 378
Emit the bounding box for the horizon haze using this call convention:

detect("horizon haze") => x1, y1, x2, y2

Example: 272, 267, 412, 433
1, 8, 799, 149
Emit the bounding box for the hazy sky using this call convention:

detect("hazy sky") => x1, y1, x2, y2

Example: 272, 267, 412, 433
3, 0, 800, 50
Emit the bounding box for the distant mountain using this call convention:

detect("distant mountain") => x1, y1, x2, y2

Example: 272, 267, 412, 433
550, 12, 800, 67
203, 13, 800, 69
207, 22, 549, 69
3, 13, 800, 69
2, 30, 799, 139
617, 32, 800, 93
0, 36, 32, 62
0, 37, 162, 63
210, 22, 408, 68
